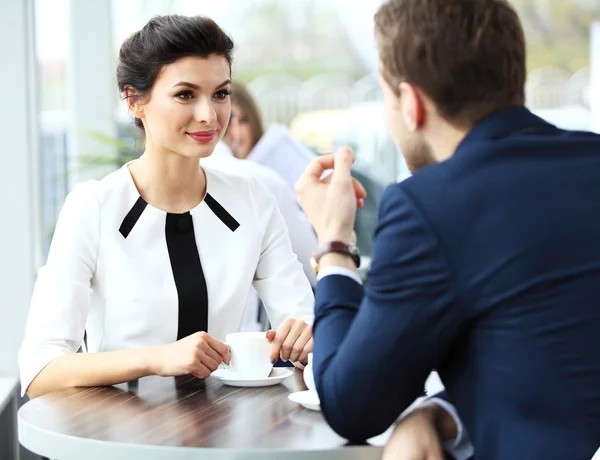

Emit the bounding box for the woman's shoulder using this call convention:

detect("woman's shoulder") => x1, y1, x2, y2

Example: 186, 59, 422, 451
204, 163, 276, 203
97, 164, 132, 198
63, 165, 133, 215
203, 164, 280, 230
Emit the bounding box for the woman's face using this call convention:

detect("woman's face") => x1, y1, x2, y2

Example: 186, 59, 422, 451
224, 102, 255, 159
132, 55, 232, 159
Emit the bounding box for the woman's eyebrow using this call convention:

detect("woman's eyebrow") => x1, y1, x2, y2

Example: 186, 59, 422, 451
172, 79, 231, 90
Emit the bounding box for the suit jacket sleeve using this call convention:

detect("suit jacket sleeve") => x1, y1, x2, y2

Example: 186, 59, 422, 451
313, 183, 464, 442
427, 391, 475, 459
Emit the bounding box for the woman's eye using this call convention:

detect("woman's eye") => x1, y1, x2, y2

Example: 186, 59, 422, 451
175, 91, 194, 100
214, 90, 232, 100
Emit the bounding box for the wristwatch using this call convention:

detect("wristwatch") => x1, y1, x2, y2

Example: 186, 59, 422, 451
310, 241, 361, 275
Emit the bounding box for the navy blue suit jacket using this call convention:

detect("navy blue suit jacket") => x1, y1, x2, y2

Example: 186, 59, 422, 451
313, 107, 600, 460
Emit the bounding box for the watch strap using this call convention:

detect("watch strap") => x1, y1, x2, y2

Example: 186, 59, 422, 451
312, 241, 361, 271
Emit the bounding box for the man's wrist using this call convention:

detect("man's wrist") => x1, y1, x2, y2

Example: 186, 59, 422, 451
318, 252, 357, 271
317, 235, 354, 247
420, 400, 458, 441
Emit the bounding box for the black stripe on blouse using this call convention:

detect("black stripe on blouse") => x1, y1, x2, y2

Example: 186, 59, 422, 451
205, 193, 240, 232
118, 193, 240, 339
119, 197, 148, 238
165, 212, 209, 339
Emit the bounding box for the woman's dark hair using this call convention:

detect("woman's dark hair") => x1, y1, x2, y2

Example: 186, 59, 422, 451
117, 15, 235, 129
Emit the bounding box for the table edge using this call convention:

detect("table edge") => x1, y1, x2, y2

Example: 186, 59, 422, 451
18, 406, 383, 460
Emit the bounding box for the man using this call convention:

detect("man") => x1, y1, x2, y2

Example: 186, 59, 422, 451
295, 0, 600, 459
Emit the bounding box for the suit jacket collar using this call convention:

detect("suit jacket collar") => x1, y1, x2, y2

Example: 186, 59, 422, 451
453, 106, 555, 158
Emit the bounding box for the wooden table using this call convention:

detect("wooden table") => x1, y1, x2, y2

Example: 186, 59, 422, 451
18, 369, 389, 459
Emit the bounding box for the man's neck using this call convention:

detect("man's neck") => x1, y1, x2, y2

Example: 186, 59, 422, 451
427, 122, 471, 164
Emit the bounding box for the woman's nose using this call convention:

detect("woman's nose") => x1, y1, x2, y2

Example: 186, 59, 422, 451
194, 99, 217, 124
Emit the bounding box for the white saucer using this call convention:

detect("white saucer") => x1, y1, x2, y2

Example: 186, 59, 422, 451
211, 367, 294, 387
288, 390, 321, 411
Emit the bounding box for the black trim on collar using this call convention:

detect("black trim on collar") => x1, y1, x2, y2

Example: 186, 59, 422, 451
205, 193, 240, 232
119, 197, 148, 238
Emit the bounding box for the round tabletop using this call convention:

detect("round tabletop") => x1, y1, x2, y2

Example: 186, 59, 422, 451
19, 369, 389, 460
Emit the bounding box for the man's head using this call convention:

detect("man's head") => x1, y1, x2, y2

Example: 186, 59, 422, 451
374, 0, 526, 172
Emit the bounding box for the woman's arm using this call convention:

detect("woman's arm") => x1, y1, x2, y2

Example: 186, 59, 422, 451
26, 331, 230, 399
249, 179, 315, 329
26, 346, 154, 399
19, 181, 100, 396
247, 178, 315, 363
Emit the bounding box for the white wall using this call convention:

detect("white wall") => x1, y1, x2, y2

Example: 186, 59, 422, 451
0, 0, 40, 377
591, 22, 600, 133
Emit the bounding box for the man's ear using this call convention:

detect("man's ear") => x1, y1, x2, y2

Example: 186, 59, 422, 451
124, 86, 144, 120
398, 82, 426, 132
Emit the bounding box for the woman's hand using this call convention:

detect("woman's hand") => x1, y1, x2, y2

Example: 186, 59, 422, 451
266, 318, 313, 364
151, 331, 231, 379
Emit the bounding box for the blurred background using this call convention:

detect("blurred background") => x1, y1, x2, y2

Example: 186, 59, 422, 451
1, 0, 599, 457
32, 0, 600, 257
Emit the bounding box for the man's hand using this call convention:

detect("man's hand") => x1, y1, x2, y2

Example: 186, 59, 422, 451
295, 147, 367, 245
383, 404, 446, 460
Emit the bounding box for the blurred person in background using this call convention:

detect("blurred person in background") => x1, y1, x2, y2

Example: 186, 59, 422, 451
223, 81, 264, 161
223, 80, 316, 194
19, 15, 314, 399
295, 0, 600, 458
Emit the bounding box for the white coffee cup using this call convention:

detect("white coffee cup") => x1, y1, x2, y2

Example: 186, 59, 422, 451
303, 352, 316, 392
221, 332, 273, 379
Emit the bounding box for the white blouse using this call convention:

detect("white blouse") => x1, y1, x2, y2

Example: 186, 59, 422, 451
18, 163, 315, 395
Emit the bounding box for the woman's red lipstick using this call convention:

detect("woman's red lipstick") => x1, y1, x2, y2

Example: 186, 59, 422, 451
188, 130, 216, 143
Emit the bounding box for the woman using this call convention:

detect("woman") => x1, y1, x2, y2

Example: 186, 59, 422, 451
18, 15, 314, 399
224, 81, 265, 160
224, 81, 316, 192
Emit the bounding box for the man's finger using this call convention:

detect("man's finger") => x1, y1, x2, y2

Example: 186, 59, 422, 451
303, 154, 336, 181
331, 147, 355, 183
352, 177, 367, 199
324, 172, 366, 199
